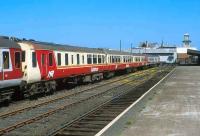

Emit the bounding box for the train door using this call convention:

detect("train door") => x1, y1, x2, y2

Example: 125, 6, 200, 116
40, 52, 48, 79
0, 49, 3, 81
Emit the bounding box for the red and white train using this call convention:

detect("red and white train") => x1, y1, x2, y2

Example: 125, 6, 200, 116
0, 36, 159, 102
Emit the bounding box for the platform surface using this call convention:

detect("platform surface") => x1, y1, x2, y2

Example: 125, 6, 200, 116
121, 66, 200, 136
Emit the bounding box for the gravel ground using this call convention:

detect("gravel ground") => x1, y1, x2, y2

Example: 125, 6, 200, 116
5, 70, 160, 136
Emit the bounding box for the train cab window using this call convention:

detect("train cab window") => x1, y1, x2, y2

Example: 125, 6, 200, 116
98, 55, 101, 64
77, 54, 80, 65
15, 52, 21, 68
71, 55, 74, 64
65, 53, 68, 65
93, 55, 97, 64
57, 53, 61, 66
22, 51, 26, 62
87, 54, 92, 64
3, 51, 9, 69
49, 53, 53, 66
82, 55, 84, 64
32, 52, 37, 67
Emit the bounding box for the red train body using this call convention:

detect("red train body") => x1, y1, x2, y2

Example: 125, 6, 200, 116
0, 36, 159, 102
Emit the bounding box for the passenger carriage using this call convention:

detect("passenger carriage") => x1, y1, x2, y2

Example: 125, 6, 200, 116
0, 36, 160, 102
0, 37, 23, 102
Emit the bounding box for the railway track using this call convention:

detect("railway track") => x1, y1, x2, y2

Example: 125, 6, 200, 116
0, 66, 171, 135
51, 68, 172, 136
0, 68, 154, 119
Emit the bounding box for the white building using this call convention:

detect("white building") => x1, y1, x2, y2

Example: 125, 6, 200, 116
132, 33, 199, 64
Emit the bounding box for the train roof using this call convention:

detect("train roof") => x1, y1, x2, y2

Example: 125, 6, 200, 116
22, 40, 105, 54
0, 36, 21, 49
21, 40, 135, 55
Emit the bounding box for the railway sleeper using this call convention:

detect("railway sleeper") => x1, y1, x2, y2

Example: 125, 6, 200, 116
70, 125, 104, 130
63, 127, 99, 132
0, 90, 13, 106
57, 131, 96, 136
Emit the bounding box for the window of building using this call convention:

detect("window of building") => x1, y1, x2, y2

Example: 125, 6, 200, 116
22, 51, 25, 62
110, 56, 112, 63
49, 53, 53, 66
77, 54, 80, 65
15, 52, 21, 68
3, 51, 9, 69
87, 54, 92, 64
32, 52, 37, 67
57, 53, 61, 66
65, 53, 68, 65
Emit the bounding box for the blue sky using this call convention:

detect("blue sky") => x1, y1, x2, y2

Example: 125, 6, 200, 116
0, 0, 200, 49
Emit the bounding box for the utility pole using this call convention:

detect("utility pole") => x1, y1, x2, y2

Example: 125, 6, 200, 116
131, 43, 133, 53
120, 40, 122, 52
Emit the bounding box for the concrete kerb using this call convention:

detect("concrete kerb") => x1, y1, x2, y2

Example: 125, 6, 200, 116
95, 67, 176, 136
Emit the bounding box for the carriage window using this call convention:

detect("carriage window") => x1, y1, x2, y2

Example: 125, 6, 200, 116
42, 54, 45, 65
102, 55, 105, 63
71, 55, 74, 64
22, 51, 25, 62
32, 52, 37, 67
15, 52, 21, 68
93, 55, 97, 64
112, 56, 115, 63
77, 54, 80, 65
82, 55, 84, 64
65, 53, 68, 65
117, 56, 120, 63
49, 53, 53, 66
98, 55, 101, 64
3, 51, 9, 69
87, 54, 92, 64
0, 53, 1, 68
57, 53, 61, 66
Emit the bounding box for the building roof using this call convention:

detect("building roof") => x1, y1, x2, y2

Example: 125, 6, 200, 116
187, 49, 200, 56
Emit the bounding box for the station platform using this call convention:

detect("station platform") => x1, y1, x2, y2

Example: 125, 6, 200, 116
96, 66, 200, 136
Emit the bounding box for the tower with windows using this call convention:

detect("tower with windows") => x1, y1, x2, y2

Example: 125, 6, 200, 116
182, 33, 191, 48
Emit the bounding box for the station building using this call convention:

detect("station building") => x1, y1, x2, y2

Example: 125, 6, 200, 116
132, 34, 200, 64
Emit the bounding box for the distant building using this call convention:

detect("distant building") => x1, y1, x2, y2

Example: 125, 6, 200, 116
132, 46, 177, 63
132, 33, 199, 64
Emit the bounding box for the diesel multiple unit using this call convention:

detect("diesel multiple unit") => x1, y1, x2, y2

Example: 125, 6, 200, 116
0, 36, 159, 102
